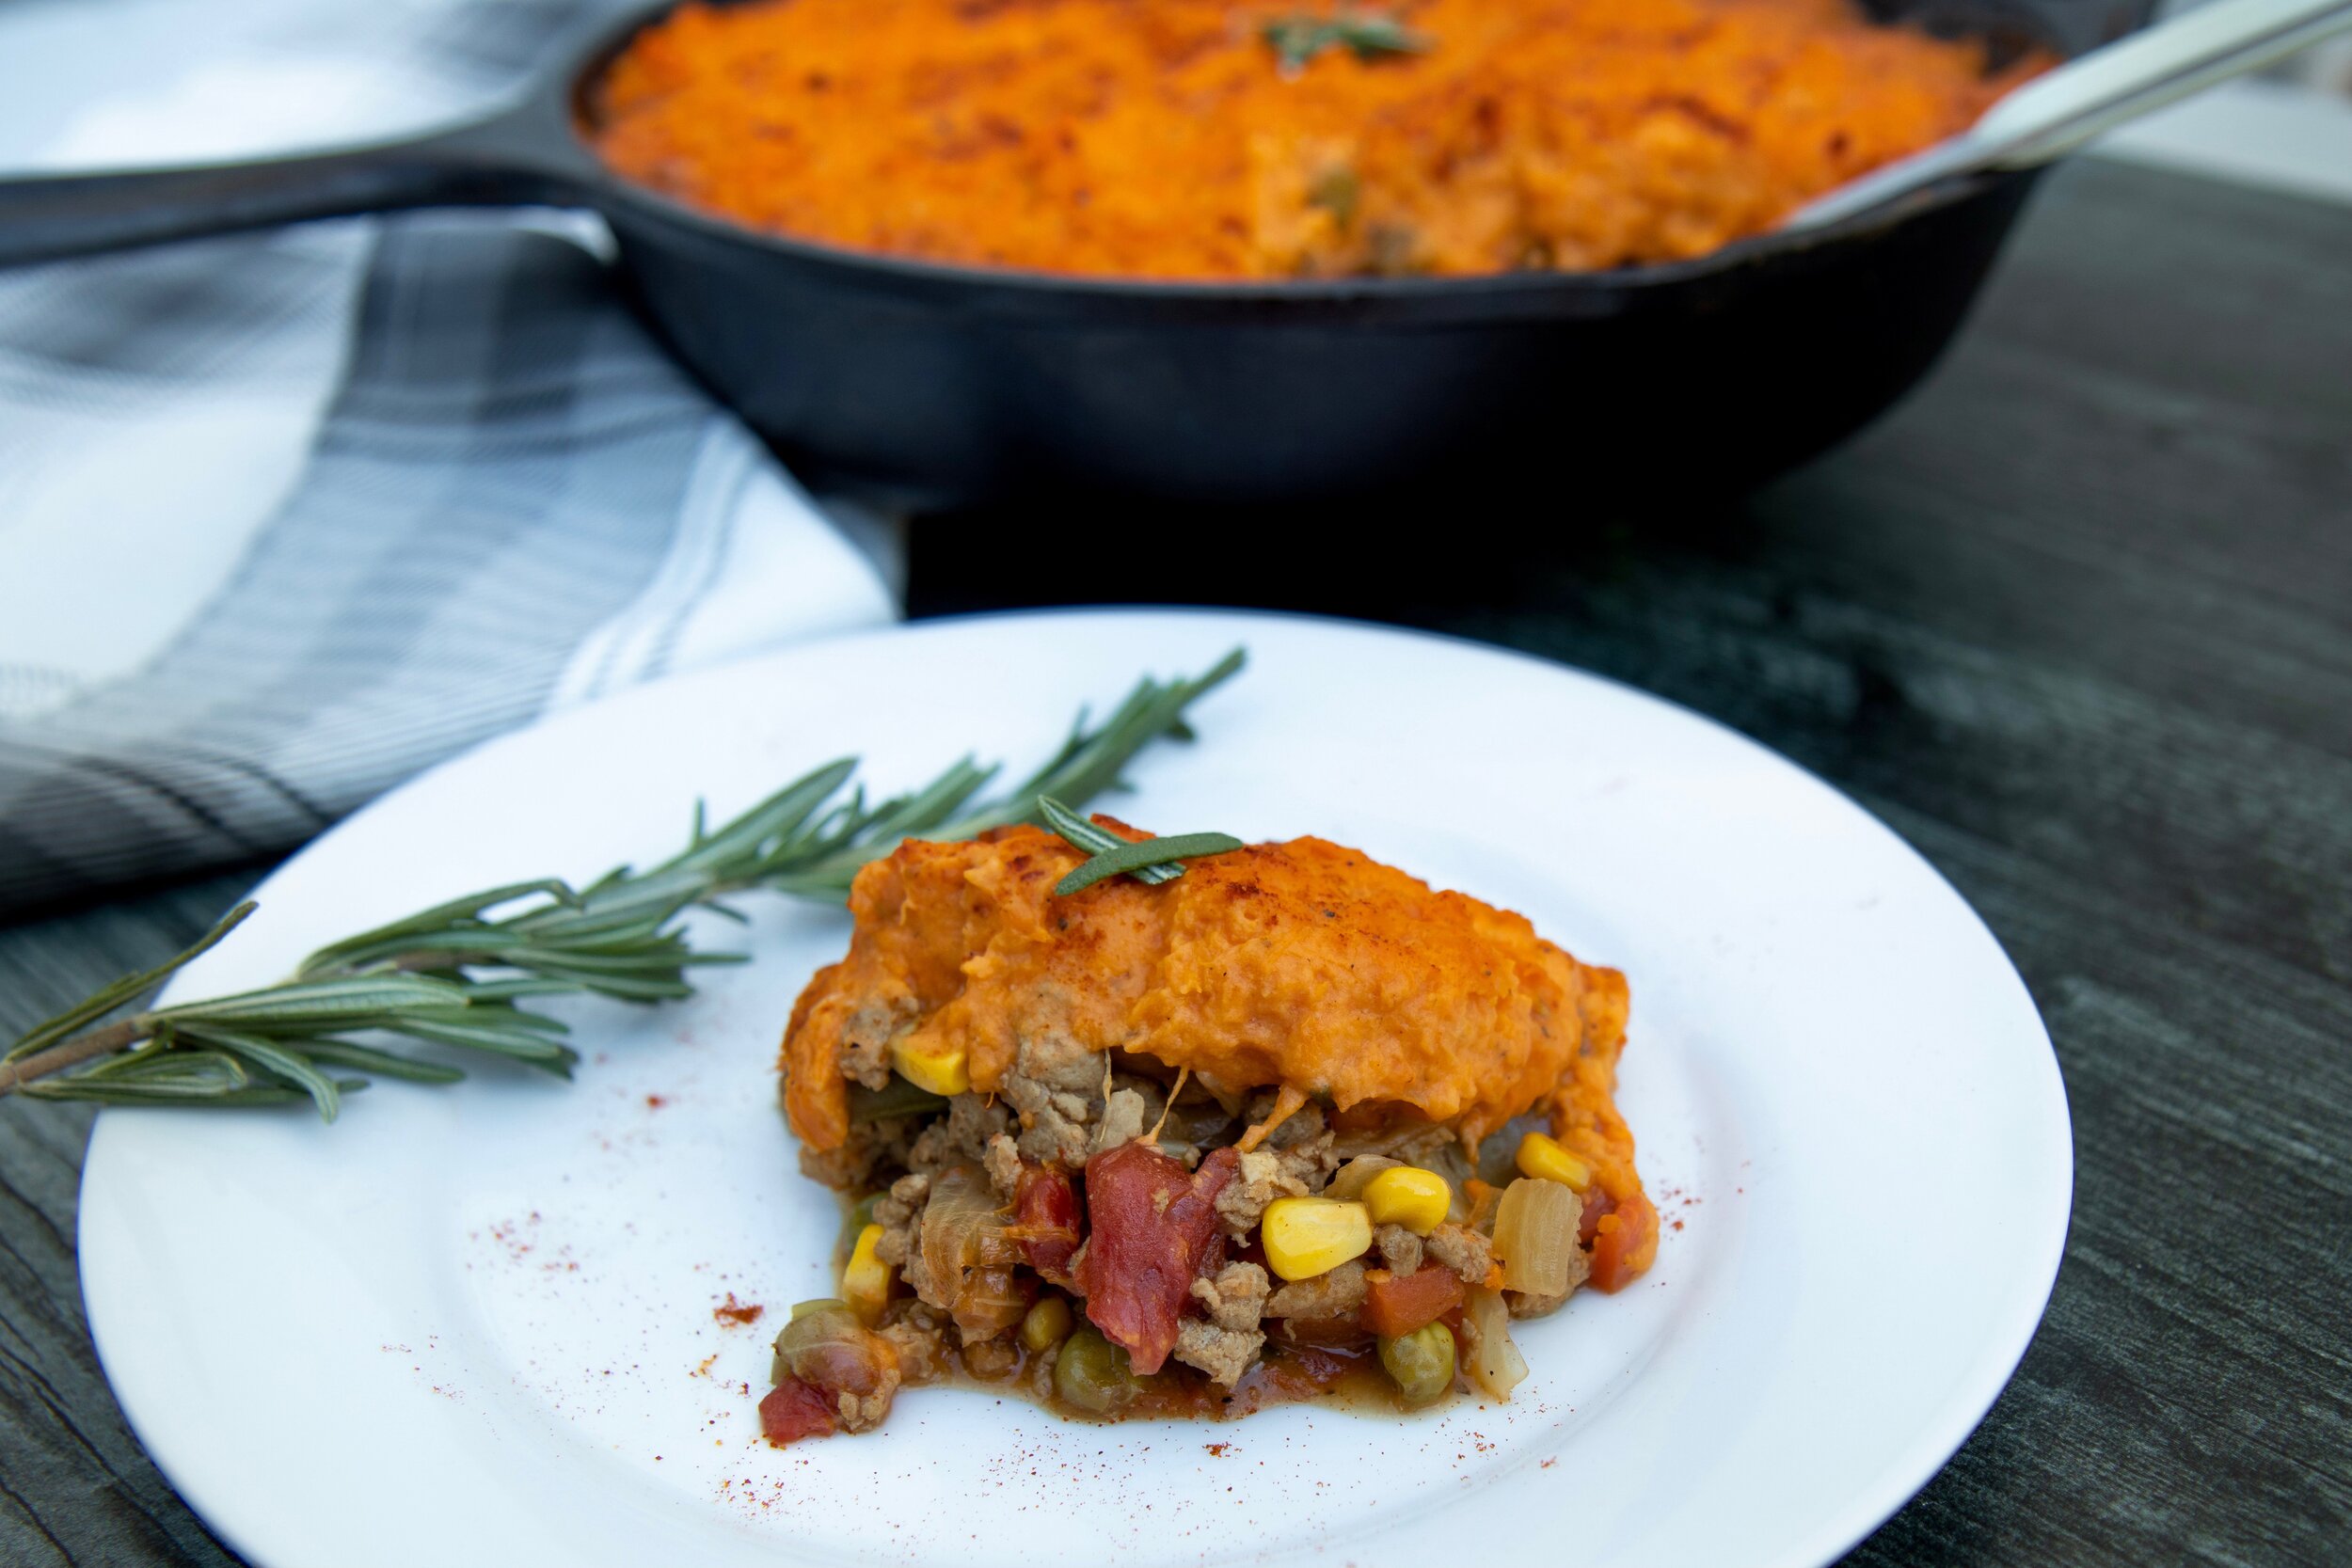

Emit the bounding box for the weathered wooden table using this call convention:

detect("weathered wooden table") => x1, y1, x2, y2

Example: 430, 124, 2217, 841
3, 156, 2346, 1565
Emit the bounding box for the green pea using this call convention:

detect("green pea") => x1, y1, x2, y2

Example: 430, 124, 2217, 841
1053, 1326, 1139, 1415
1378, 1322, 1457, 1409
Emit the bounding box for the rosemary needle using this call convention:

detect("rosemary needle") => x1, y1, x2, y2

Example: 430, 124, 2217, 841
1038, 796, 1244, 895
1263, 10, 1428, 76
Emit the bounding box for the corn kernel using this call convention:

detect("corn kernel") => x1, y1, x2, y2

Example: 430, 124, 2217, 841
1361, 1165, 1452, 1235
1516, 1131, 1593, 1191
841, 1223, 892, 1323
1261, 1196, 1373, 1281
1020, 1294, 1073, 1353
890, 1033, 970, 1097
1325, 1155, 1400, 1204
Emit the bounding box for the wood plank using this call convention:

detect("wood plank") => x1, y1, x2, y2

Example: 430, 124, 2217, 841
0, 874, 253, 1568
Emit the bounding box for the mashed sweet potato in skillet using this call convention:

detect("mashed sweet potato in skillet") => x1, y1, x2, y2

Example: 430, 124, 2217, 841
590, 0, 2050, 279
765, 817, 1652, 1442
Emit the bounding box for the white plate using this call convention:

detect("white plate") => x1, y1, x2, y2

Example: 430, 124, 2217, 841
78, 610, 2070, 1568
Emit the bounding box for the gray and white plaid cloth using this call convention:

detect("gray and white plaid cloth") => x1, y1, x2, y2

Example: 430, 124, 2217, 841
0, 0, 901, 915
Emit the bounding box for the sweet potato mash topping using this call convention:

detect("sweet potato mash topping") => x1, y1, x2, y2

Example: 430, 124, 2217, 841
589, 0, 2050, 278
781, 822, 1636, 1183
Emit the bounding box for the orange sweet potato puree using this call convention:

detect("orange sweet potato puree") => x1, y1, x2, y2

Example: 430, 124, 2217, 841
781, 823, 1642, 1196
589, 0, 2048, 278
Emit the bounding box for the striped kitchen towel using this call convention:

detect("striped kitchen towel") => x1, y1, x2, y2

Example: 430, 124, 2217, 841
0, 0, 900, 915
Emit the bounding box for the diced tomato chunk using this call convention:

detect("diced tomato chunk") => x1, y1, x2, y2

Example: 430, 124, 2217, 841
1588, 1190, 1658, 1292
1015, 1164, 1083, 1287
1363, 1263, 1466, 1338
757, 1377, 839, 1446
1076, 1143, 1236, 1375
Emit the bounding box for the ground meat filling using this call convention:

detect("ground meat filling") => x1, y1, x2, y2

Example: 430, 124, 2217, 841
830, 994, 915, 1093
796, 1111, 914, 1192
1425, 1222, 1498, 1287
1092, 1086, 1151, 1157
908, 1094, 1012, 1175
1265, 1259, 1368, 1321
876, 1308, 949, 1384
834, 1374, 899, 1433
1192, 1261, 1271, 1332
1375, 1224, 1424, 1275
1173, 1320, 1265, 1388
871, 1171, 929, 1270
982, 1132, 1023, 1201
996, 1032, 1105, 1167
774, 1065, 1623, 1441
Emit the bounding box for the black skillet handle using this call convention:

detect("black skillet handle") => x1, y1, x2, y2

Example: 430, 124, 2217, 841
0, 94, 601, 270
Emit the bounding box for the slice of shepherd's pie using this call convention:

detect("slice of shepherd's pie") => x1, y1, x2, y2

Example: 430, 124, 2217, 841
762, 816, 1655, 1440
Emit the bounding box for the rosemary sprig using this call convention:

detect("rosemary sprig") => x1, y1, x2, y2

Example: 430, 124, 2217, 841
0, 649, 1247, 1117
1263, 9, 1428, 76
1039, 796, 1244, 895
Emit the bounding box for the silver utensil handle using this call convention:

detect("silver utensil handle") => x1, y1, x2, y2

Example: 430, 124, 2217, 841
1786, 0, 2352, 232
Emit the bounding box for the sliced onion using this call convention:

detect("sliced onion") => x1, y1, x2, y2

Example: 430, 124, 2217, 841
920, 1164, 1027, 1337
1462, 1285, 1529, 1401
1492, 1177, 1580, 1295
772, 1301, 896, 1398
955, 1264, 1031, 1338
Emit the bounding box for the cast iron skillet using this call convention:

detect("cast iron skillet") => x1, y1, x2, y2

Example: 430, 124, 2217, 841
0, 0, 2152, 510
